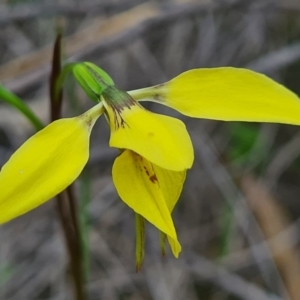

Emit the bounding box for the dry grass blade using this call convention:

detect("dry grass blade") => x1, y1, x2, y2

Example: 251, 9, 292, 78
0, 1, 140, 25
246, 42, 300, 73
266, 131, 300, 184
241, 175, 300, 300
190, 128, 288, 295
0, 1, 230, 94
0, 3, 160, 92
182, 253, 283, 300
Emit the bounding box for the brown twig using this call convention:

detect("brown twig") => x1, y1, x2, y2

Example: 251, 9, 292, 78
49, 32, 86, 300
49, 31, 63, 121
55, 193, 85, 300
241, 175, 300, 300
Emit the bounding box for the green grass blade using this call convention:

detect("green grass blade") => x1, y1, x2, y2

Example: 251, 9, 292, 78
0, 85, 44, 131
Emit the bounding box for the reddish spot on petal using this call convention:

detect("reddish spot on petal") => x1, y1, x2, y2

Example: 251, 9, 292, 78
149, 174, 158, 184
143, 166, 150, 176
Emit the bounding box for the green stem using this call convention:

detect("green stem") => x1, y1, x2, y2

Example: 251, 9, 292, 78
135, 213, 145, 272
128, 85, 167, 103
0, 85, 44, 131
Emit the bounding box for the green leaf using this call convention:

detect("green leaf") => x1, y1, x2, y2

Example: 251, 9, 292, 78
0, 85, 44, 131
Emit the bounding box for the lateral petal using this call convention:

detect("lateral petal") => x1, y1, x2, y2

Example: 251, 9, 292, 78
113, 149, 186, 257
0, 104, 103, 224
130, 68, 300, 125
105, 100, 193, 171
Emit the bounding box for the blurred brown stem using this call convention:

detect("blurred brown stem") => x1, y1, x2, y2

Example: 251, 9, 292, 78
56, 191, 85, 300
50, 31, 86, 300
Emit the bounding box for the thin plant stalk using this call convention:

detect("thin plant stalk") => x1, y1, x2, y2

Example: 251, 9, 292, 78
50, 31, 86, 300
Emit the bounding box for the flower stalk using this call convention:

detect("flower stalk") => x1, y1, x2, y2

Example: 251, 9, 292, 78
49, 32, 86, 300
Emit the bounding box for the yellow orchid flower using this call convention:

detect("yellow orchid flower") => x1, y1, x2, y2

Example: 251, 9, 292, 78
1, 66, 300, 265
102, 86, 192, 259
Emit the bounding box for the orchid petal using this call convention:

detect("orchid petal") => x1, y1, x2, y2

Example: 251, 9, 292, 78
105, 100, 193, 171
0, 104, 103, 224
113, 150, 186, 257
130, 68, 300, 125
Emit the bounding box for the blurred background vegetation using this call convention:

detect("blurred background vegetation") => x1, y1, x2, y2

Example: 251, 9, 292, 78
1, 0, 300, 299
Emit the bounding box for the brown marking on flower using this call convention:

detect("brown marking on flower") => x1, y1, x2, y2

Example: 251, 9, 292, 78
103, 86, 140, 130
80, 113, 93, 128
149, 174, 158, 184
113, 109, 129, 129
134, 155, 143, 172
143, 166, 150, 176
152, 83, 166, 103
153, 93, 164, 102
86, 117, 92, 128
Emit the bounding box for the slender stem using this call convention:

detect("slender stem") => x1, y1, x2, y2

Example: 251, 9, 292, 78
49, 31, 87, 300
56, 193, 85, 300
135, 213, 145, 272
79, 170, 91, 282
50, 31, 63, 121
127, 85, 167, 103
66, 186, 80, 238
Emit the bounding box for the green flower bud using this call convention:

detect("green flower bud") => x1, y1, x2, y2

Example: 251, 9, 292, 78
73, 62, 114, 102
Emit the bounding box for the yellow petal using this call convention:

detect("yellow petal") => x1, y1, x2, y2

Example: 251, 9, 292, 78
129, 68, 300, 125
159, 166, 186, 212
156, 165, 186, 257
113, 149, 185, 257
0, 104, 103, 224
104, 100, 193, 171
